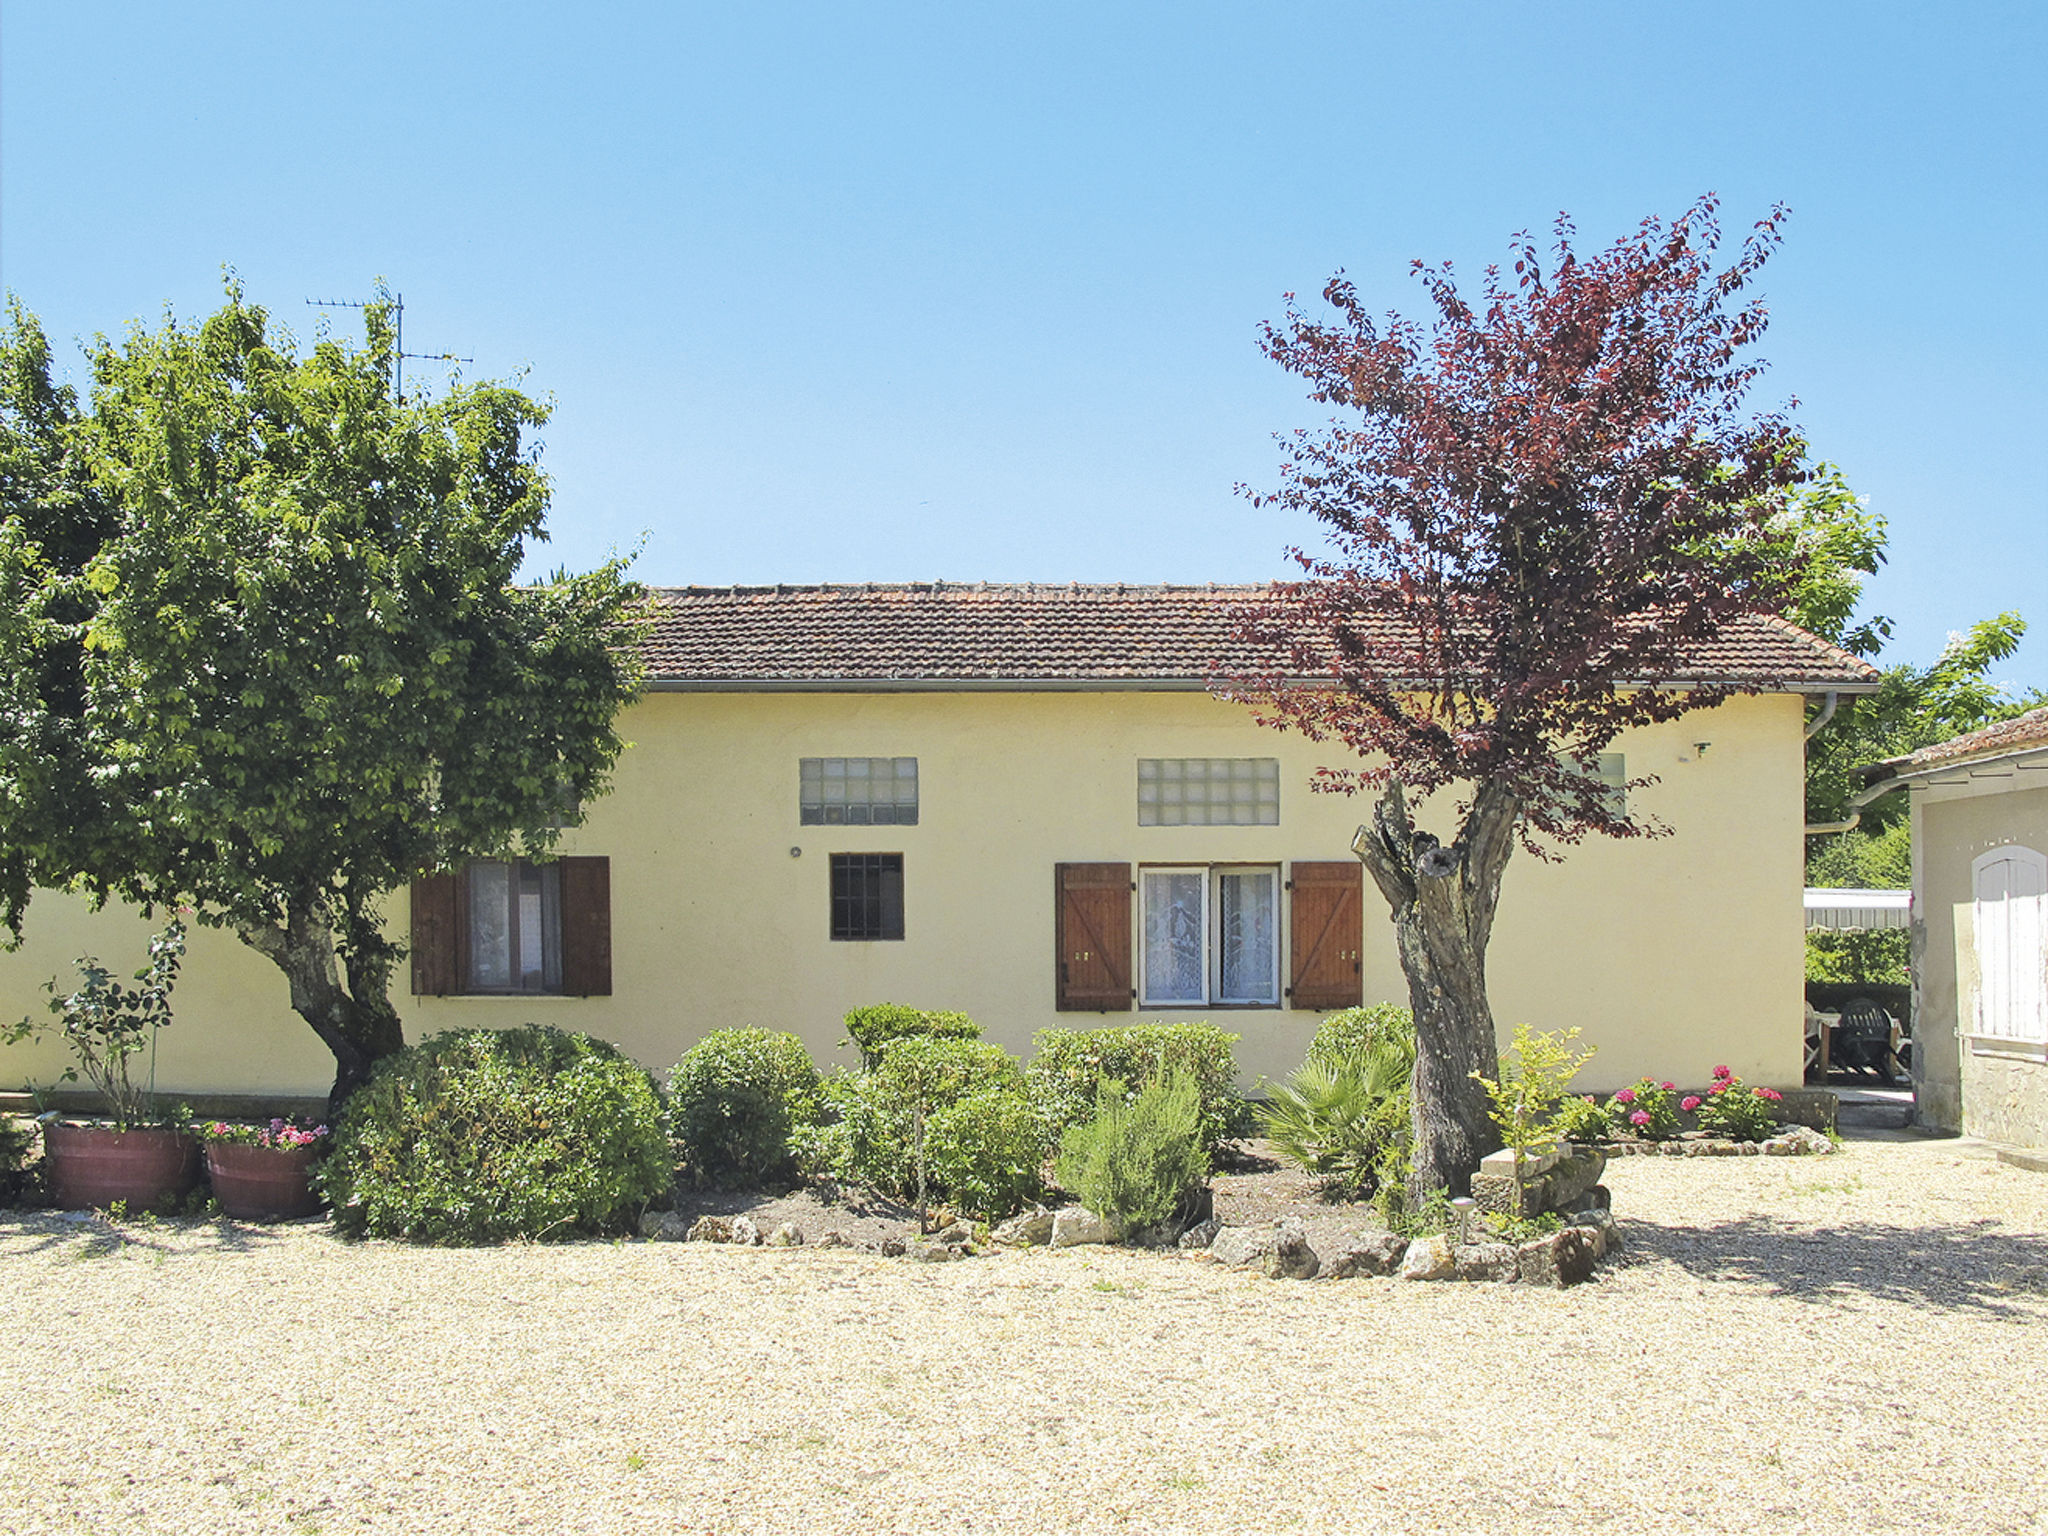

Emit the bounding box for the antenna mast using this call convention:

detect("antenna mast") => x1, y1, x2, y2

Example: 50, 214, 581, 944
305, 291, 472, 402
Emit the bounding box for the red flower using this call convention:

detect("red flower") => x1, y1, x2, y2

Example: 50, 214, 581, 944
1681, 1096, 1702, 1112
1758, 1087, 1783, 1102
1661, 1082, 1676, 1092
1712, 1065, 1732, 1081
1614, 1088, 1637, 1104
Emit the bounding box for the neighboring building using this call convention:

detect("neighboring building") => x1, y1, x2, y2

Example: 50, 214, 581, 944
1860, 706, 2048, 1146
2, 583, 1877, 1098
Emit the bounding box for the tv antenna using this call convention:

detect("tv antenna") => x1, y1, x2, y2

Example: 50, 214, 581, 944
305, 291, 472, 402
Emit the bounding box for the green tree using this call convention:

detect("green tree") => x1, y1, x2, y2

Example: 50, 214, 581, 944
0, 284, 644, 1110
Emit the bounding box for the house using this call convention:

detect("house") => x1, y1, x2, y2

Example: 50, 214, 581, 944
2, 583, 1877, 1099
1859, 706, 2048, 1147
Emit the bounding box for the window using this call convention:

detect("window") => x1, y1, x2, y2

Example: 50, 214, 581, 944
409, 857, 612, 997
1140, 865, 1279, 1006
1137, 758, 1278, 826
801, 758, 918, 825
1972, 844, 2046, 1046
1558, 751, 1626, 816
831, 853, 904, 941
465, 859, 562, 992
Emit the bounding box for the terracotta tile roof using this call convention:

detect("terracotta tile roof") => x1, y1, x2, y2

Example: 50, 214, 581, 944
1881, 705, 2048, 772
641, 582, 1881, 690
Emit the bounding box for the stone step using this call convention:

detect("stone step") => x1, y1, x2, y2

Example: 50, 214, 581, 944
1837, 1100, 1915, 1131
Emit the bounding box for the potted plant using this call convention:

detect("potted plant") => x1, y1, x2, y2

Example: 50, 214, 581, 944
3, 920, 198, 1213
197, 1118, 329, 1220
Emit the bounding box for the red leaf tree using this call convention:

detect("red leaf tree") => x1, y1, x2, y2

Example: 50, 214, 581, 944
1225, 198, 1805, 1198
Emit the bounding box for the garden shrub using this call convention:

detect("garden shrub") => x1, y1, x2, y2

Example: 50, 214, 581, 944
1304, 1003, 1415, 1073
1055, 1069, 1210, 1237
826, 1037, 1024, 1201
321, 1026, 671, 1244
841, 1003, 982, 1071
668, 1028, 821, 1187
1607, 1078, 1681, 1140
1473, 1025, 1598, 1168
1028, 1023, 1251, 1156
0, 1115, 35, 1207
1259, 1024, 1414, 1199
1551, 1094, 1614, 1145
923, 1085, 1046, 1219
1687, 1065, 1785, 1142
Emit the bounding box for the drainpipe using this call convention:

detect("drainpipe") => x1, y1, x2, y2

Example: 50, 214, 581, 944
1804, 691, 1839, 741
1804, 776, 1904, 837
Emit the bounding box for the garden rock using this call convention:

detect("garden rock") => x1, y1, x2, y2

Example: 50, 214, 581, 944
1208, 1225, 1276, 1268
1576, 1183, 1612, 1211
816, 1229, 853, 1249
991, 1209, 1055, 1247
765, 1222, 804, 1247
879, 1238, 907, 1257
1568, 1208, 1619, 1257
1517, 1228, 1598, 1288
1177, 1217, 1221, 1250
1259, 1216, 1320, 1280
1453, 1241, 1518, 1282
1765, 1125, 1834, 1156
1400, 1233, 1457, 1281
909, 1235, 971, 1262
1326, 1231, 1407, 1278
686, 1214, 761, 1245
1051, 1207, 1115, 1247
638, 1211, 689, 1242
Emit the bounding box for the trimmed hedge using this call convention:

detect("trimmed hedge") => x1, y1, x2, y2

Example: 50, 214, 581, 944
668, 1028, 822, 1187
842, 1003, 982, 1071
1028, 1022, 1251, 1157
321, 1026, 671, 1244
824, 1037, 1024, 1200
1304, 1004, 1415, 1072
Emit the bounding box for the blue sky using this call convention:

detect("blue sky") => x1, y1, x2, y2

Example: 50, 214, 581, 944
4, 2, 2043, 689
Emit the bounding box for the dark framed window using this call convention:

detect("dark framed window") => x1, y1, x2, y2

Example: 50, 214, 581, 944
801, 757, 918, 825
831, 853, 904, 941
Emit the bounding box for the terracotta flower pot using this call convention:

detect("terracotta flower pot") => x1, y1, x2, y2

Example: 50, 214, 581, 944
204, 1142, 323, 1221
43, 1122, 200, 1214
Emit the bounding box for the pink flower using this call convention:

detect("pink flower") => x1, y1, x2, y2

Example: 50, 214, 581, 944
1713, 1065, 1731, 1081
1661, 1082, 1676, 1092
1710, 1081, 1729, 1094
1614, 1088, 1637, 1104
1758, 1087, 1783, 1101
1630, 1110, 1651, 1127
1681, 1096, 1702, 1112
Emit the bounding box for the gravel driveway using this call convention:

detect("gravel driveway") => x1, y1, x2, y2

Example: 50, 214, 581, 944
4, 1129, 2044, 1535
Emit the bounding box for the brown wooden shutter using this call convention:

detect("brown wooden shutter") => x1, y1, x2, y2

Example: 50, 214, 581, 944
1055, 862, 1132, 1012
1289, 861, 1363, 1010
559, 856, 613, 997
410, 873, 460, 996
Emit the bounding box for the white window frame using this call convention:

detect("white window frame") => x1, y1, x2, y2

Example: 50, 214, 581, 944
1139, 863, 1281, 1008
1971, 843, 2047, 1050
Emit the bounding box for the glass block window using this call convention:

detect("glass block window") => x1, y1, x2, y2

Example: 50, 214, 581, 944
1557, 751, 1627, 817
1137, 758, 1279, 826
801, 757, 919, 825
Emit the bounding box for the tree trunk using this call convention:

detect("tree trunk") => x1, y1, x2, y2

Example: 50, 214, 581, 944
236, 897, 406, 1119
1351, 777, 1520, 1198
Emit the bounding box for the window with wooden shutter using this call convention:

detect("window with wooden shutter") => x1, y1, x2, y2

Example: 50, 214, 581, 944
1056, 862, 1133, 1012
410, 873, 459, 996
410, 857, 611, 997
1288, 861, 1363, 1011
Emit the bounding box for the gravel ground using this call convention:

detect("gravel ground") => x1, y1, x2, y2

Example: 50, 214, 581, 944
4, 1129, 2045, 1536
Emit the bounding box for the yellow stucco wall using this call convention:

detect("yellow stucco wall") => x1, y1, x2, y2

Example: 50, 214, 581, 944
1, 689, 1807, 1099
1911, 780, 2048, 1139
